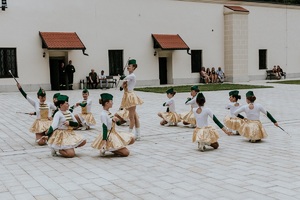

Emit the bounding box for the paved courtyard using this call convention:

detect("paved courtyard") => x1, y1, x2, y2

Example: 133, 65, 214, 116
0, 81, 300, 200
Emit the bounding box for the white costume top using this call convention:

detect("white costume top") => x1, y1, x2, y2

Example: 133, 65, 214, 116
193, 107, 214, 128
51, 110, 76, 130
124, 73, 136, 91
185, 96, 198, 108
165, 98, 176, 112
77, 98, 92, 113
225, 102, 242, 117
101, 110, 113, 130
99, 74, 106, 79
233, 103, 267, 120
26, 96, 56, 119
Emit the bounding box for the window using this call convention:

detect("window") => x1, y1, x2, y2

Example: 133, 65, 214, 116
191, 50, 202, 73
0, 48, 18, 78
259, 49, 267, 70
108, 50, 123, 76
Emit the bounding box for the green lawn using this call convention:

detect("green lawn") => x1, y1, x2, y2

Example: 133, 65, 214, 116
267, 80, 300, 84
135, 84, 273, 93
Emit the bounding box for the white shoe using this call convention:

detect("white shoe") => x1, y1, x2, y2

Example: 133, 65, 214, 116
100, 148, 105, 156
198, 141, 205, 152
190, 124, 196, 128
81, 125, 87, 131
51, 148, 57, 157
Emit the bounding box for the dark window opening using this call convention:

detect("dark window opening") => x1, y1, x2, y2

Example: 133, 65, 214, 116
191, 50, 202, 73
108, 50, 123, 76
259, 49, 267, 70
0, 48, 18, 78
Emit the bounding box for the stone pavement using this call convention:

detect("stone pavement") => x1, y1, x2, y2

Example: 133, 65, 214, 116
0, 81, 300, 200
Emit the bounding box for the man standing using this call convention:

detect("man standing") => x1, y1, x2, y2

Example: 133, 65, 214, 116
59, 62, 67, 90
66, 60, 76, 90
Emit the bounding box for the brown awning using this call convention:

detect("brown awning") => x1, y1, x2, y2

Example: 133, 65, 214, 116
152, 34, 189, 50
39, 32, 88, 55
224, 5, 249, 12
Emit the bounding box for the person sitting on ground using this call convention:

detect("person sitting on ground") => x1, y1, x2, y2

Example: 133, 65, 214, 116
99, 70, 108, 89
200, 67, 210, 84
216, 67, 225, 83
89, 69, 99, 89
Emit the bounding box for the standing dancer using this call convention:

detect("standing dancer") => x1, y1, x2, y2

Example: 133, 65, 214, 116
17, 83, 56, 145
234, 91, 278, 143
158, 88, 181, 126
74, 88, 96, 130
223, 90, 244, 135
92, 93, 135, 157
120, 59, 143, 140
181, 85, 200, 128
192, 93, 231, 152
41, 95, 86, 157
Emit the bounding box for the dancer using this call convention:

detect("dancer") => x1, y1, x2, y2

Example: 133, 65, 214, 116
41, 95, 86, 157
223, 90, 244, 135
92, 93, 135, 157
17, 83, 56, 145
192, 92, 231, 152
234, 91, 278, 143
158, 88, 181, 126
120, 59, 143, 139
74, 88, 96, 130
181, 85, 200, 128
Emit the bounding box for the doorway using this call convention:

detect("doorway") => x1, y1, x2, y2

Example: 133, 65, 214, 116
159, 57, 167, 84
49, 57, 65, 90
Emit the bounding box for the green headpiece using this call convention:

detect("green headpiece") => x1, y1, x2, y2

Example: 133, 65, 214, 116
37, 88, 46, 97
166, 88, 174, 94
57, 95, 69, 102
197, 92, 205, 99
82, 88, 89, 93
53, 93, 60, 99
100, 93, 113, 100
229, 90, 239, 96
128, 59, 137, 65
246, 91, 254, 97
191, 85, 199, 91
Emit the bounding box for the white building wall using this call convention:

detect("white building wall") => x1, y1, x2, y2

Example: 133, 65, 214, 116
0, 0, 300, 91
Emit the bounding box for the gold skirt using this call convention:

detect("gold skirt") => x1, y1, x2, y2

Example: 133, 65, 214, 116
238, 120, 268, 140
224, 116, 244, 130
192, 126, 219, 144
116, 109, 130, 121
78, 113, 96, 126
91, 128, 134, 151
121, 91, 144, 109
30, 119, 52, 133
160, 112, 181, 123
181, 110, 196, 125
47, 129, 85, 150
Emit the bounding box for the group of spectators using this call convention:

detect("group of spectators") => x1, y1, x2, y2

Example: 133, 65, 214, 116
200, 66, 225, 84
88, 69, 108, 89
272, 65, 285, 79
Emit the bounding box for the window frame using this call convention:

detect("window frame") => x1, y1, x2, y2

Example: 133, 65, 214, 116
191, 49, 202, 73
259, 49, 267, 70
0, 48, 18, 78
108, 50, 124, 76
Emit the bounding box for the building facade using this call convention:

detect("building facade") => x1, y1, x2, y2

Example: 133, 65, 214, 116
0, 0, 299, 92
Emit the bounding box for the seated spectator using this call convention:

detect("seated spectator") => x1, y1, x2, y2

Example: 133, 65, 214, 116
89, 69, 99, 89
200, 67, 210, 84
216, 67, 225, 83
272, 65, 280, 79
206, 68, 211, 82
99, 70, 108, 89
211, 67, 218, 83
277, 65, 285, 79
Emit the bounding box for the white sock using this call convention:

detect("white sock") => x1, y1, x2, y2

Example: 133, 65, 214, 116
135, 128, 140, 135
129, 128, 133, 133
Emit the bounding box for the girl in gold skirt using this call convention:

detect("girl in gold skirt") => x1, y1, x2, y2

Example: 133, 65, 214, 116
224, 90, 244, 135
233, 91, 279, 143
74, 88, 96, 130
193, 93, 231, 151
17, 83, 56, 145
41, 95, 86, 157
158, 88, 181, 126
181, 85, 200, 128
120, 59, 143, 140
92, 93, 135, 157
